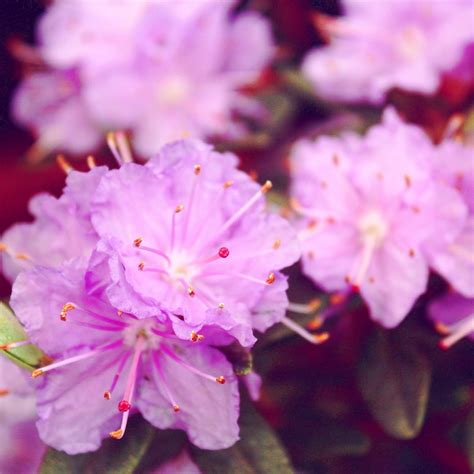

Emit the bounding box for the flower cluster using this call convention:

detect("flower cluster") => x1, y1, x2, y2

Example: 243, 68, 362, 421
302, 0, 474, 103
1, 139, 300, 454
290, 109, 473, 329
12, 0, 274, 157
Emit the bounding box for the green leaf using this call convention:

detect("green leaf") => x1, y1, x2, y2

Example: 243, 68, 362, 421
40, 416, 163, 474
190, 398, 293, 473
357, 326, 432, 439
0, 302, 45, 370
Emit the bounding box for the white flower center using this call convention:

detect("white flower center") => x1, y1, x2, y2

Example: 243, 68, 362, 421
357, 210, 388, 247
122, 319, 160, 350
156, 75, 190, 106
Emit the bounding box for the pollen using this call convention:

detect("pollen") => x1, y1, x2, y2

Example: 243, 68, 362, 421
404, 175, 412, 187
215, 376, 226, 384
175, 204, 184, 213
0, 389, 9, 397
133, 237, 143, 247
138, 262, 145, 271
190, 331, 204, 342
261, 180, 272, 193
0, 243, 7, 252
313, 332, 330, 344
103, 391, 111, 400
173, 404, 181, 413
15, 252, 29, 260
187, 287, 196, 297
223, 180, 234, 188
218, 303, 225, 309
194, 164, 201, 175
273, 239, 281, 250
60, 302, 76, 321
266, 272, 276, 284
32, 369, 44, 379
109, 429, 124, 440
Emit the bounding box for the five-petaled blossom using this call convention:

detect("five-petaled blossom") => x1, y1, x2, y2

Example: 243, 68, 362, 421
7, 138, 300, 454
290, 109, 469, 328
302, 0, 474, 103
12, 0, 274, 157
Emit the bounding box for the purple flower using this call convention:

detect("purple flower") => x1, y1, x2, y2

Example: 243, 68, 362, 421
290, 109, 468, 327
1, 166, 106, 283
428, 292, 474, 349
0, 358, 44, 474
302, 0, 474, 103
11, 257, 240, 454
12, 70, 101, 157
6, 138, 299, 454
89, 140, 300, 344
13, 1, 274, 156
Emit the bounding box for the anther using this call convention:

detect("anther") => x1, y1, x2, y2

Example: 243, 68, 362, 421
0, 389, 9, 397
261, 180, 272, 193
307, 316, 323, 330
266, 272, 276, 285
273, 239, 281, 250
56, 154, 72, 174
173, 404, 181, 413
409, 248, 415, 257
313, 332, 330, 344
109, 429, 124, 440
404, 175, 412, 187
138, 262, 145, 271
190, 331, 204, 342
332, 154, 340, 166
133, 237, 143, 247
434, 322, 450, 335
15, 253, 29, 260
215, 376, 226, 384
60, 302, 76, 321
188, 287, 196, 297
87, 155, 96, 169
194, 164, 201, 175
0, 242, 7, 252
218, 247, 230, 258
118, 400, 131, 412
103, 391, 111, 400
218, 303, 225, 309
117, 310, 123, 317
32, 369, 44, 379
175, 204, 184, 213
223, 180, 234, 188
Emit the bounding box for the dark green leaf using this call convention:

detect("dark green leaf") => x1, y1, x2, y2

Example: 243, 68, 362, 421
40, 416, 158, 474
0, 302, 45, 370
190, 398, 293, 473
357, 327, 432, 439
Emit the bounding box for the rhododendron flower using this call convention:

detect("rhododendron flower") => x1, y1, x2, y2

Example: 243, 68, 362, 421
12, 0, 274, 156
90, 140, 300, 343
429, 292, 474, 349
1, 165, 107, 282
11, 258, 240, 454
302, 0, 474, 103
5, 138, 300, 454
290, 109, 468, 327
0, 357, 44, 473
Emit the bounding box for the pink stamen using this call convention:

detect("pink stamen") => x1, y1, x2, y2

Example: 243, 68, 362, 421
161, 345, 225, 384
135, 242, 171, 266
65, 303, 127, 328
110, 337, 145, 440
152, 352, 180, 412
190, 247, 230, 266
213, 181, 272, 242
348, 237, 377, 289
104, 351, 132, 400
65, 320, 125, 332
439, 314, 474, 349
180, 164, 201, 247
32, 340, 123, 378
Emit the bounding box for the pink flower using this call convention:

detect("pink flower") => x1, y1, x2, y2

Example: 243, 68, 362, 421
429, 292, 474, 349
302, 0, 474, 103
0, 358, 44, 473
290, 109, 468, 327
12, 0, 274, 156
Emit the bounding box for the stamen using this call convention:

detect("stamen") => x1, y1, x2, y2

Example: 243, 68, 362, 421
190, 331, 204, 342
104, 351, 131, 400
161, 345, 226, 384
109, 337, 145, 440
60, 302, 76, 321
56, 154, 72, 174
437, 314, 474, 349
202, 271, 275, 286
107, 132, 130, 165
223, 180, 234, 188
115, 131, 133, 163
288, 299, 321, 315
187, 287, 196, 297
32, 340, 122, 378
215, 181, 272, 238
152, 353, 180, 413
191, 247, 230, 266
348, 236, 377, 290
0, 340, 30, 350
281, 316, 330, 345
181, 165, 201, 246
218, 303, 225, 309
133, 239, 171, 266
87, 155, 96, 169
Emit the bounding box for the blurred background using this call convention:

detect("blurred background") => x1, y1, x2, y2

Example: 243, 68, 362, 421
0, 1, 473, 473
